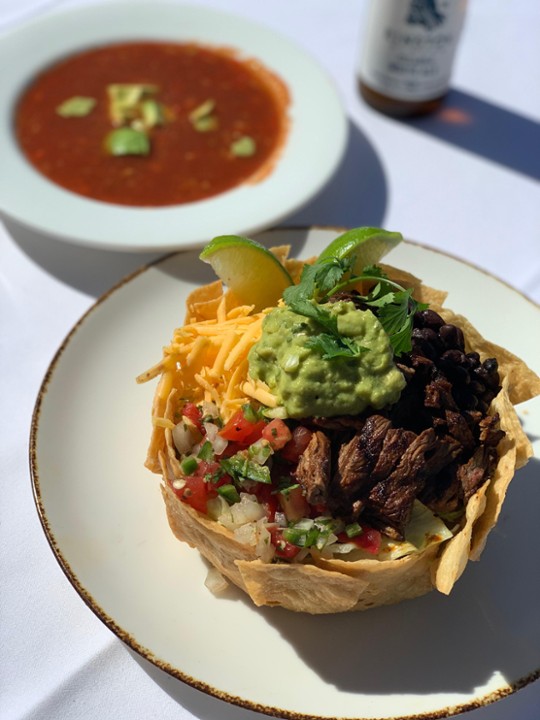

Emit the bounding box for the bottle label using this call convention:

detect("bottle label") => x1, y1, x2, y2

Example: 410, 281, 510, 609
359, 0, 466, 102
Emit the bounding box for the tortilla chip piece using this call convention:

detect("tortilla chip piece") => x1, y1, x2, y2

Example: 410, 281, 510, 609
236, 559, 366, 614
185, 280, 224, 322
313, 543, 441, 611
433, 484, 488, 595
469, 384, 531, 560
161, 477, 258, 593
381, 263, 448, 307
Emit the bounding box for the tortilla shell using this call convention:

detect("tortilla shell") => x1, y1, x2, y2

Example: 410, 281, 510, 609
146, 262, 539, 614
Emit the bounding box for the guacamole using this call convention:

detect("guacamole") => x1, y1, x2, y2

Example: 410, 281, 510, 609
248, 301, 406, 418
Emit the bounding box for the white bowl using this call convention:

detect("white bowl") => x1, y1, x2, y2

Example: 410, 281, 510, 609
0, 2, 347, 251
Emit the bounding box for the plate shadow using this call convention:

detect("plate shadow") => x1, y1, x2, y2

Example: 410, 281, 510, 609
257, 457, 540, 697
287, 118, 388, 229
2, 215, 163, 298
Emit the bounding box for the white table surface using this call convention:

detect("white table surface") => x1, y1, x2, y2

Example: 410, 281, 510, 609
1, 1, 539, 719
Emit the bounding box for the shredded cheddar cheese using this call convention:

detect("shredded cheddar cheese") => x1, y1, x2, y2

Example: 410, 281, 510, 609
138, 300, 276, 425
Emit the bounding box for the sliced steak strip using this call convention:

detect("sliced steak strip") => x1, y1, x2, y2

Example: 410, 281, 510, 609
294, 430, 331, 505
331, 415, 392, 502
457, 446, 491, 501
478, 412, 505, 448
370, 428, 416, 481
424, 372, 458, 411
366, 428, 438, 539
445, 409, 475, 450
419, 435, 462, 480
420, 469, 462, 516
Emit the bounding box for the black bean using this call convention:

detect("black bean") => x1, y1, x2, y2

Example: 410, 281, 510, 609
416, 309, 445, 330
470, 380, 486, 396
483, 358, 499, 373
441, 349, 467, 365
466, 351, 481, 368
481, 389, 497, 405
412, 328, 440, 360
439, 324, 465, 350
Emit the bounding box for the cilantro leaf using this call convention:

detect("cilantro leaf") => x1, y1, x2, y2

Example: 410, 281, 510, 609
284, 291, 364, 361
282, 255, 352, 307
377, 290, 428, 355
282, 252, 428, 360
377, 290, 414, 336
305, 333, 366, 360
220, 455, 271, 484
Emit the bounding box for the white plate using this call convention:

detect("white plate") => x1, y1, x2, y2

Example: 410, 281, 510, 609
31, 228, 540, 719
0, 3, 346, 252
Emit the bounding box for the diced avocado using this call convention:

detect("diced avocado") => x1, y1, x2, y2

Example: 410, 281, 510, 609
189, 99, 218, 132
56, 96, 96, 117
230, 136, 256, 157
107, 84, 158, 125
141, 99, 164, 128
105, 127, 150, 156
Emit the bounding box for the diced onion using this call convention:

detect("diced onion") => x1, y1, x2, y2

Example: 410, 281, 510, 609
204, 567, 229, 595
172, 418, 201, 455
234, 523, 257, 545
231, 494, 266, 525
256, 521, 275, 563
218, 493, 265, 530
203, 421, 228, 455
201, 401, 220, 419
207, 496, 230, 521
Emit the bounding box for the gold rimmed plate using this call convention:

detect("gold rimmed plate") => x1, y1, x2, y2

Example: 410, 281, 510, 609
30, 227, 540, 719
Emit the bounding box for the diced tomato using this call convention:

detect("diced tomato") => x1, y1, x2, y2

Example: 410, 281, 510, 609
269, 527, 301, 560
310, 502, 328, 518
278, 485, 310, 522
338, 527, 382, 555
280, 426, 313, 463
262, 418, 292, 450
175, 460, 230, 513
253, 484, 279, 522
182, 402, 204, 434
194, 460, 219, 479
219, 409, 266, 445
175, 475, 210, 514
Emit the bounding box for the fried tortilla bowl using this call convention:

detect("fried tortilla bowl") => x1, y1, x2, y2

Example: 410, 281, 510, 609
143, 252, 540, 614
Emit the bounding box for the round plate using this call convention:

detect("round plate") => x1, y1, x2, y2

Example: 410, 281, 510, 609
30, 228, 540, 719
0, 3, 346, 252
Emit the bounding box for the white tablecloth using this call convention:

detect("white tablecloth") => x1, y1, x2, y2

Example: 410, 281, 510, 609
1, 1, 539, 718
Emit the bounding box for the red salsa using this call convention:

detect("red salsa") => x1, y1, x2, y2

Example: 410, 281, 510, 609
15, 41, 289, 207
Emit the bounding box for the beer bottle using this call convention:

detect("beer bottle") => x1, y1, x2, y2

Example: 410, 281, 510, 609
358, 0, 467, 117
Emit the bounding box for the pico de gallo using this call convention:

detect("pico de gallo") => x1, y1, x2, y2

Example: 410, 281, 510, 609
169, 400, 450, 563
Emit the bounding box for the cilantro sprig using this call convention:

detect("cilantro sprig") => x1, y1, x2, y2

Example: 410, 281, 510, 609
282, 257, 427, 357
283, 257, 366, 360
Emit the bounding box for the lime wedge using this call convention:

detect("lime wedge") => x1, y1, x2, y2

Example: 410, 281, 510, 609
200, 235, 293, 312
316, 227, 402, 272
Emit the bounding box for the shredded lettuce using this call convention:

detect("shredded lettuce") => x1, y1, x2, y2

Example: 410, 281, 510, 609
379, 501, 453, 560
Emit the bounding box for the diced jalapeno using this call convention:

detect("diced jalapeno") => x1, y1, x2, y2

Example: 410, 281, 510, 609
345, 522, 363, 538
197, 441, 214, 461
181, 457, 199, 475
217, 484, 241, 504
